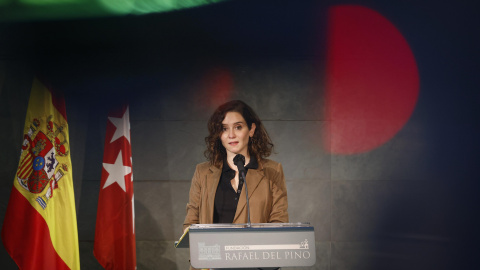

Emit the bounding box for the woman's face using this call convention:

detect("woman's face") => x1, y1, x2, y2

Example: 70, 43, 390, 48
220, 111, 256, 159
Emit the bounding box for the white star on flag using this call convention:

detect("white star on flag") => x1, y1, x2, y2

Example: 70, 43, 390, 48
102, 150, 131, 192
108, 106, 131, 143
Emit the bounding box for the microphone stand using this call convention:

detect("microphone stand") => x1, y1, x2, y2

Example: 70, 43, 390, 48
238, 169, 251, 228
234, 154, 252, 228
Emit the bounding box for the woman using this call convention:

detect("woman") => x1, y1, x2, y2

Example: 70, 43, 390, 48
183, 100, 288, 232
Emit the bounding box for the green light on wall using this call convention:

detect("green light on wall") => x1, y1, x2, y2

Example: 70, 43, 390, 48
19, 0, 84, 5
0, 0, 227, 21
0, 0, 13, 6
99, 0, 222, 15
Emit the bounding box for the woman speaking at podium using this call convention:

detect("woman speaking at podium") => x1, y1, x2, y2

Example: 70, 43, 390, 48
183, 100, 289, 232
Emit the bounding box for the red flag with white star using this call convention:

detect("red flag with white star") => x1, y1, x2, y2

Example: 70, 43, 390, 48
94, 105, 136, 269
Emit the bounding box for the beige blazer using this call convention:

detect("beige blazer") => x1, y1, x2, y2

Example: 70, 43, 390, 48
183, 159, 289, 231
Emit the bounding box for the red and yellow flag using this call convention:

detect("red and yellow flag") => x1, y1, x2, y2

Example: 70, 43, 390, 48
94, 105, 136, 269
1, 77, 80, 269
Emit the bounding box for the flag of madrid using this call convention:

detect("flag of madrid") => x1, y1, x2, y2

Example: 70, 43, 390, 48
94, 105, 136, 269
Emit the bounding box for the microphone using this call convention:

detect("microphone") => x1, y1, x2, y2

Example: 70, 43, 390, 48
233, 154, 251, 228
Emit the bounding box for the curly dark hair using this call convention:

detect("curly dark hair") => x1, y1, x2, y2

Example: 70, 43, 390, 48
204, 100, 274, 167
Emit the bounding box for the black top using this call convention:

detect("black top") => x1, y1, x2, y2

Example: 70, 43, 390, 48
213, 156, 258, 223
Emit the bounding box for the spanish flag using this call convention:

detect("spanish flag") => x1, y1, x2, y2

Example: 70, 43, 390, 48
1, 77, 80, 269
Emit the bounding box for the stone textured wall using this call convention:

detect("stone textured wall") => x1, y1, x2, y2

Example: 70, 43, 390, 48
1, 0, 479, 269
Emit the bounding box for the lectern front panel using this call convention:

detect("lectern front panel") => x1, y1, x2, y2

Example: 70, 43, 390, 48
189, 224, 316, 269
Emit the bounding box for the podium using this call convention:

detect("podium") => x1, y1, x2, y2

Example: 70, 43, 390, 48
175, 223, 316, 269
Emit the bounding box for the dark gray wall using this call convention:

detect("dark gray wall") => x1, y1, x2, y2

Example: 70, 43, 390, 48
1, 0, 479, 269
